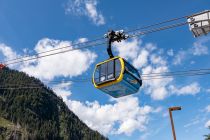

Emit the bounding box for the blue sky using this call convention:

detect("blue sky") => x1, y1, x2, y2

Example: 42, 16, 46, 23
0, 0, 210, 140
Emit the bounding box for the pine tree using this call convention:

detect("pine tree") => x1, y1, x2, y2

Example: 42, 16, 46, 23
205, 127, 210, 140
0, 67, 108, 140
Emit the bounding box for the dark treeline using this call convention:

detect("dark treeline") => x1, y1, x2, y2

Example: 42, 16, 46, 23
0, 67, 108, 140
205, 127, 210, 140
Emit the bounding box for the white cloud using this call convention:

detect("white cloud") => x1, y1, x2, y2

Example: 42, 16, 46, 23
66, 96, 159, 135
191, 37, 209, 56
150, 54, 166, 66
142, 65, 172, 100
52, 82, 72, 102
173, 50, 186, 65
45, 62, 159, 136
140, 54, 172, 100
65, 0, 105, 25
49, 81, 161, 136
133, 49, 149, 68
190, 60, 195, 64
139, 126, 162, 140
205, 105, 210, 113
205, 120, 210, 128
0, 44, 18, 60
184, 119, 200, 128
167, 49, 174, 56
77, 37, 88, 43
172, 36, 210, 65
114, 38, 203, 100
0, 43, 19, 67
20, 38, 97, 80
139, 132, 150, 140
169, 82, 200, 95
85, 1, 105, 25
114, 38, 141, 60
162, 111, 169, 117
47, 72, 158, 135
114, 38, 174, 100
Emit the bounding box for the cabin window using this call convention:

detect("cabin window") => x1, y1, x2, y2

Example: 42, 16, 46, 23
107, 60, 114, 79
115, 59, 121, 78
100, 63, 107, 82
94, 58, 122, 85
94, 67, 99, 83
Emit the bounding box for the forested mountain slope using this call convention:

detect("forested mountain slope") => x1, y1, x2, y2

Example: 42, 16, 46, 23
0, 67, 108, 140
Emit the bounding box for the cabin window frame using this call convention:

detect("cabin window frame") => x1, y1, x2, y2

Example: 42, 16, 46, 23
94, 58, 122, 85
107, 60, 114, 80
99, 63, 107, 83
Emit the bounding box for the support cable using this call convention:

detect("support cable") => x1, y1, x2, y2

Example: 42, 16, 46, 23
1, 68, 210, 88
0, 13, 192, 66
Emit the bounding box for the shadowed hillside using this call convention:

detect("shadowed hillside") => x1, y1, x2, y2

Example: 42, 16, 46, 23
0, 67, 108, 140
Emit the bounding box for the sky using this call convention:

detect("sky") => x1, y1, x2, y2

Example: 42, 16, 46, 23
0, 0, 210, 139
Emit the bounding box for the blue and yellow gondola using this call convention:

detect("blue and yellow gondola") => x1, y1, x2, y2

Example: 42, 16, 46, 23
92, 56, 142, 98
92, 30, 142, 98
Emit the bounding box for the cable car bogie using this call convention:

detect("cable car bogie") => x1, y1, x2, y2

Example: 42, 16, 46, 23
187, 10, 210, 37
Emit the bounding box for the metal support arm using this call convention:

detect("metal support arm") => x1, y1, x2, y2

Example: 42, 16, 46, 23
105, 30, 128, 58
107, 38, 114, 58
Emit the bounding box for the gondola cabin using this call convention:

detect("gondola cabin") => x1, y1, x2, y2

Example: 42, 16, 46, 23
93, 56, 142, 98
187, 10, 210, 37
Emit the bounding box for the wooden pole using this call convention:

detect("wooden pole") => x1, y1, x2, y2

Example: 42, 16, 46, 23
169, 109, 176, 140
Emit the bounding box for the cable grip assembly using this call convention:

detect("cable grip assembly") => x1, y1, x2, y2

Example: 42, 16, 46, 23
104, 30, 129, 58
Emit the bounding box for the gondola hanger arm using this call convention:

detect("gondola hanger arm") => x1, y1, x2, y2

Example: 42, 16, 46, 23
104, 30, 129, 58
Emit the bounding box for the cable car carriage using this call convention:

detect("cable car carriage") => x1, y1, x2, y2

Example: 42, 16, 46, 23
187, 10, 210, 37
92, 30, 142, 98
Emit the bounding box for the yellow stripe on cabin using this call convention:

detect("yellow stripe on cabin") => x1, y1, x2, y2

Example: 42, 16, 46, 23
93, 56, 125, 89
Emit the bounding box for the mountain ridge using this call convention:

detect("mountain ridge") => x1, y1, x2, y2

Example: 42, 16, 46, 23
0, 67, 108, 140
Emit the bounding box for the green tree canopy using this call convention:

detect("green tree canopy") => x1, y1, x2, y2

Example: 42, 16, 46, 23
205, 126, 210, 140
0, 67, 108, 140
